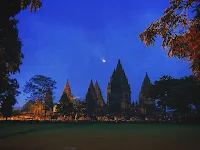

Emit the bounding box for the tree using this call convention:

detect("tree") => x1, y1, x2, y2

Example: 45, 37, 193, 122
0, 0, 41, 118
23, 75, 56, 118
188, 77, 200, 116
0, 78, 20, 120
57, 80, 74, 115
44, 88, 54, 114
1, 0, 42, 18
132, 101, 135, 108
139, 0, 200, 77
23, 75, 56, 101
135, 101, 139, 107
0, 3, 23, 108
21, 0, 42, 12
0, 0, 41, 81
129, 101, 135, 114
57, 93, 72, 115
148, 75, 178, 117
85, 80, 97, 115
12, 109, 22, 116
21, 100, 34, 112
167, 77, 193, 120
73, 99, 86, 114
171, 76, 200, 118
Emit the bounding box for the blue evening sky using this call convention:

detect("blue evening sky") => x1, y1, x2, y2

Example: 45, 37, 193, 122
14, 0, 191, 107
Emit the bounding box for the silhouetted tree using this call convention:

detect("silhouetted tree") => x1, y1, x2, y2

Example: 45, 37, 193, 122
0, 78, 20, 120
135, 101, 139, 107
0, 0, 41, 113
21, 0, 42, 12
168, 75, 200, 120
139, 0, 200, 77
132, 101, 135, 108
57, 93, 71, 115
23, 75, 56, 101
44, 88, 54, 116
72, 98, 84, 114
134, 101, 140, 113
129, 101, 135, 114
0, 0, 41, 19
12, 109, 22, 116
21, 100, 34, 112
149, 75, 178, 117
189, 77, 200, 116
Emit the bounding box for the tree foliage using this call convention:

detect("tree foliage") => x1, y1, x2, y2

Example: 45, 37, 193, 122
0, 78, 20, 119
44, 88, 54, 112
167, 77, 193, 115
0, 0, 42, 118
139, 0, 200, 76
21, 100, 34, 112
0, 0, 41, 79
23, 75, 56, 101
149, 75, 200, 119
169, 75, 200, 115
57, 93, 73, 115
148, 75, 178, 116
21, 0, 42, 12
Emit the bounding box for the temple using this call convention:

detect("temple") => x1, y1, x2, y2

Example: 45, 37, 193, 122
107, 59, 131, 115
138, 72, 155, 115
63, 80, 74, 102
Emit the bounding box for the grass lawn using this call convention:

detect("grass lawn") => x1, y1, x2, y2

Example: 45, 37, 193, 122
0, 123, 200, 150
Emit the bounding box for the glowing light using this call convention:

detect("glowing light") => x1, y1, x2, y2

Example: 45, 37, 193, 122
102, 59, 106, 63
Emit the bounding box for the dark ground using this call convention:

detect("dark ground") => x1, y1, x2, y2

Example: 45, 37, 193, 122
0, 123, 200, 150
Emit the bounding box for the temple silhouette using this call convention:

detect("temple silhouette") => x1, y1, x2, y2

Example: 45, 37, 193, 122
107, 59, 131, 115
29, 59, 156, 117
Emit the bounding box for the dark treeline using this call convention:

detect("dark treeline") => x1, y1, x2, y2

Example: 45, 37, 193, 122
146, 75, 200, 123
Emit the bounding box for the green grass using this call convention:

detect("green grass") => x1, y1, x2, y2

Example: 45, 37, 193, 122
0, 123, 200, 150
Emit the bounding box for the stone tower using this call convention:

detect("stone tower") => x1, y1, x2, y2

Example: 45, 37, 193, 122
107, 59, 131, 115
85, 80, 97, 115
106, 75, 113, 107
63, 80, 73, 102
94, 81, 105, 108
139, 72, 155, 114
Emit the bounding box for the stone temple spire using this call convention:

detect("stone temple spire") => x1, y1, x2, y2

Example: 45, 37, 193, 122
63, 80, 73, 102
107, 59, 131, 114
94, 81, 105, 108
138, 72, 154, 114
